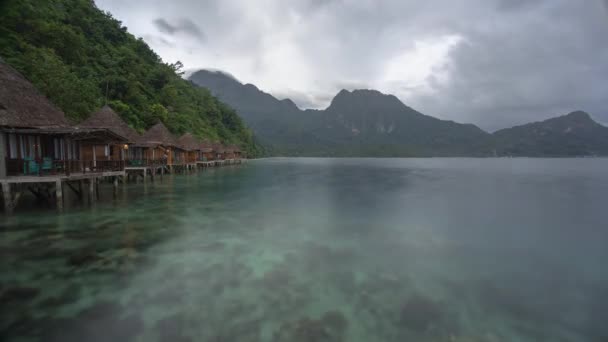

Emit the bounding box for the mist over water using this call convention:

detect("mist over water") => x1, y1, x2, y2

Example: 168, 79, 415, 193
2, 158, 608, 342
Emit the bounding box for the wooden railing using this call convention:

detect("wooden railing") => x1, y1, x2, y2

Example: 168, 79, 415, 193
5, 158, 125, 176
126, 159, 166, 167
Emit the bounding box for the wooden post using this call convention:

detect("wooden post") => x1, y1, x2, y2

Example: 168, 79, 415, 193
95, 178, 100, 200
142, 169, 147, 183
88, 178, 95, 204
113, 176, 118, 198
92, 145, 97, 169
2, 182, 12, 213
55, 180, 63, 211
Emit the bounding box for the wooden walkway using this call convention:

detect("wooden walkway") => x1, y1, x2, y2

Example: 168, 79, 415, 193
2, 158, 247, 213
1, 171, 125, 213
196, 161, 215, 168
125, 165, 166, 183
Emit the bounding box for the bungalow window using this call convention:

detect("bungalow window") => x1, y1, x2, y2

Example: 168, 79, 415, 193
8, 133, 17, 158
67, 141, 72, 160
70, 142, 79, 160
54, 138, 60, 159
105, 145, 110, 157
35, 136, 41, 157
53, 138, 65, 159
19, 136, 25, 158
27, 135, 36, 158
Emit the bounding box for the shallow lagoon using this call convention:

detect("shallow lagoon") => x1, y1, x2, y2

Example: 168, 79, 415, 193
2, 158, 608, 341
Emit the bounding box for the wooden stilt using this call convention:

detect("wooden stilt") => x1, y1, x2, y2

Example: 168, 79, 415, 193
88, 178, 95, 204
13, 190, 22, 207
2, 182, 13, 214
113, 176, 118, 198
55, 180, 63, 211
95, 179, 100, 200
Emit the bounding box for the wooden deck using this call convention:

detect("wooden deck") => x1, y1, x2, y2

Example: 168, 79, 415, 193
196, 159, 244, 167
0, 171, 125, 184
196, 161, 215, 167
1, 171, 126, 213
1, 159, 248, 213
125, 165, 166, 183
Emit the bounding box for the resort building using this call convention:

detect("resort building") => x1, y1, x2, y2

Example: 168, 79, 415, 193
200, 141, 214, 161
0, 60, 127, 178
177, 133, 201, 169
77, 105, 140, 164
0, 60, 128, 212
224, 145, 235, 161
212, 143, 225, 161
229, 145, 243, 159
0, 59, 246, 213
138, 122, 185, 171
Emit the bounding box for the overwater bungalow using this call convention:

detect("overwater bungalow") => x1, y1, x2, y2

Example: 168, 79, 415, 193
230, 145, 243, 160
200, 141, 214, 161
77, 105, 168, 181
224, 145, 235, 163
138, 122, 185, 172
0, 60, 128, 212
177, 133, 200, 170
221, 145, 243, 164
77, 105, 139, 164
194, 141, 215, 168
211, 143, 225, 165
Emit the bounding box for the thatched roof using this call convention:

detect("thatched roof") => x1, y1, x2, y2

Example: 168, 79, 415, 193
138, 122, 178, 148
229, 145, 242, 153
199, 140, 213, 153
78, 105, 139, 142
177, 133, 201, 151
0, 60, 69, 128
1, 127, 127, 143
212, 143, 225, 153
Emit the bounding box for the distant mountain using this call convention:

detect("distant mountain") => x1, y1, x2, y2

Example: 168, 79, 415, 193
190, 70, 608, 157
493, 111, 608, 156
319, 89, 491, 156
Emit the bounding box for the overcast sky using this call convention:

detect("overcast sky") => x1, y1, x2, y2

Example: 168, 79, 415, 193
94, 0, 608, 131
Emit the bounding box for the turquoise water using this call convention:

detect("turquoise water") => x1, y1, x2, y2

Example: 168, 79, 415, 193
2, 158, 608, 342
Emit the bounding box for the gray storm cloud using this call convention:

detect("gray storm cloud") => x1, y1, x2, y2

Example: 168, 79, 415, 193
153, 18, 207, 43
95, 0, 608, 130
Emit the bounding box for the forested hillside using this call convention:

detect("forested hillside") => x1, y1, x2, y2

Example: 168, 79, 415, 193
492, 111, 608, 156
0, 0, 261, 156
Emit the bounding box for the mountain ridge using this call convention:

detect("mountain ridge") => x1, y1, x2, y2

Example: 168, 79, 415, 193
190, 69, 608, 157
